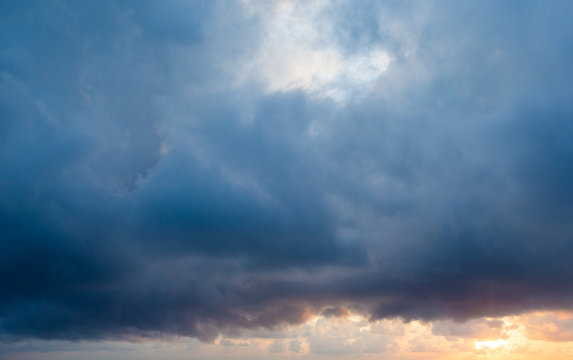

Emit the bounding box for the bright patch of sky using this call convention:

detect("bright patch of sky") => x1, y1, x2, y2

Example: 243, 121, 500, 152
240, 0, 391, 102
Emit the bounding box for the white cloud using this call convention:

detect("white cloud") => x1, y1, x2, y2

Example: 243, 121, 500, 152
240, 0, 391, 102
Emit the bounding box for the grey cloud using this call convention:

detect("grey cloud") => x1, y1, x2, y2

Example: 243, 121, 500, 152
289, 339, 302, 353
431, 319, 508, 339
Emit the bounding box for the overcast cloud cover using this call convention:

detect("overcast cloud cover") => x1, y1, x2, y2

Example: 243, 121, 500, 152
1, 0, 573, 347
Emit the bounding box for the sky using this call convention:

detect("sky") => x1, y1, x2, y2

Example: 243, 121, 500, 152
1, 0, 573, 359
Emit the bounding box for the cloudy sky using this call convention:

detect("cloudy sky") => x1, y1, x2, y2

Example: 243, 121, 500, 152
2, 0, 573, 359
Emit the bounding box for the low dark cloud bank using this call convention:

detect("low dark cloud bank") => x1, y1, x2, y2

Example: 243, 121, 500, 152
1, 0, 573, 342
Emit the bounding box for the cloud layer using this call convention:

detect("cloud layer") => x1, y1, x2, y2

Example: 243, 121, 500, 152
1, 0, 573, 343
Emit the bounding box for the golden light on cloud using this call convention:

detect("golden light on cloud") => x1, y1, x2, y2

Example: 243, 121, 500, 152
5, 310, 573, 360
475, 339, 507, 351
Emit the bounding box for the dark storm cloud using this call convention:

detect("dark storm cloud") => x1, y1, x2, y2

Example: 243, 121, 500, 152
1, 0, 573, 342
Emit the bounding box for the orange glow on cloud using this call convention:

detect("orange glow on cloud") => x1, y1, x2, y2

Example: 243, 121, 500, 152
5, 311, 573, 360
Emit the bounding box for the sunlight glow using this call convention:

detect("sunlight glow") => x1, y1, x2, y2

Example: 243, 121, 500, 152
475, 339, 508, 351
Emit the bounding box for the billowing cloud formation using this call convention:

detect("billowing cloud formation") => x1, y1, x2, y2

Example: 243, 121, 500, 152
1, 0, 573, 343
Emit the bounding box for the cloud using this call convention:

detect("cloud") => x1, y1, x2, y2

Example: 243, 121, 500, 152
432, 318, 508, 340
239, 0, 391, 101
1, 0, 573, 345
267, 339, 284, 353
523, 312, 573, 342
